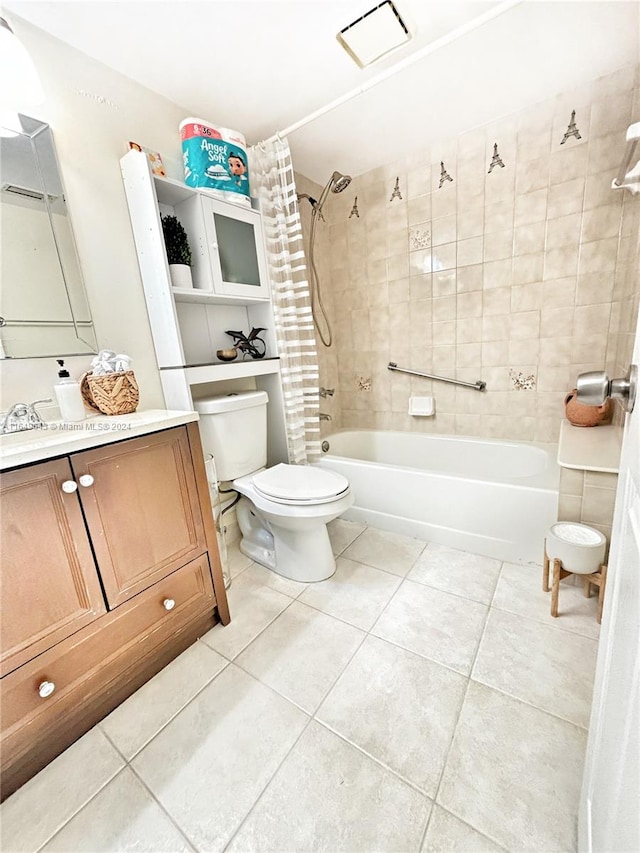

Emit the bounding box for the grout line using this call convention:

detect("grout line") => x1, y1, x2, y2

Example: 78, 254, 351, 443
467, 676, 591, 732
312, 717, 431, 800
101, 655, 231, 763
200, 589, 299, 662
490, 597, 600, 641
126, 764, 199, 852
33, 764, 130, 853
220, 717, 315, 852
231, 623, 368, 719
426, 577, 495, 835
427, 803, 510, 852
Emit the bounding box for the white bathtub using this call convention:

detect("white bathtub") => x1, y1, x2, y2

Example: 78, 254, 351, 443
316, 430, 560, 565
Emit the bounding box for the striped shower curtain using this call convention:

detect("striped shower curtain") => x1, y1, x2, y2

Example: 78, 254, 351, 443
248, 138, 321, 464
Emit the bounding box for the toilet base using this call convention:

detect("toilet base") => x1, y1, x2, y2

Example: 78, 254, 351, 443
236, 497, 337, 582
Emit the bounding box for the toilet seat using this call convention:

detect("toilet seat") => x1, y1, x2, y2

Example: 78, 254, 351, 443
252, 463, 350, 506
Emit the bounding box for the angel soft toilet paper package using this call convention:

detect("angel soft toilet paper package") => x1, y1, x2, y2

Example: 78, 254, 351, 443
180, 118, 251, 206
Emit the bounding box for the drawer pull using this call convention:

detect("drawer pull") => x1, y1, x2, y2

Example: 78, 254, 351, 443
38, 680, 56, 698
163, 598, 176, 611
61, 480, 78, 493
79, 474, 95, 487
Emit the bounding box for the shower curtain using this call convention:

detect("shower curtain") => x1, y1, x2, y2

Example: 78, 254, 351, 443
248, 137, 321, 464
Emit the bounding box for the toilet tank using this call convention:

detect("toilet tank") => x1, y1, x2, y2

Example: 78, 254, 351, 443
194, 391, 268, 481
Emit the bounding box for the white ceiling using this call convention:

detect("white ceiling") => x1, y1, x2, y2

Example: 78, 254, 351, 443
5, 1, 640, 183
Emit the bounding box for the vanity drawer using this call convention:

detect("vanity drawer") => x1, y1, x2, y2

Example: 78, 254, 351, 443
0, 553, 215, 739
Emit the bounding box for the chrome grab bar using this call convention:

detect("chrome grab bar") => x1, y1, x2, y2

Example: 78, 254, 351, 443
387, 362, 486, 392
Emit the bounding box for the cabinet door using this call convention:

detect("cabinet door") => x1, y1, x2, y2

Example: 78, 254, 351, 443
201, 196, 270, 300
0, 459, 106, 677
71, 427, 206, 608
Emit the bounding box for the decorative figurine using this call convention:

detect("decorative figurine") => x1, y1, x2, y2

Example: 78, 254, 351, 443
488, 142, 505, 173
225, 327, 267, 359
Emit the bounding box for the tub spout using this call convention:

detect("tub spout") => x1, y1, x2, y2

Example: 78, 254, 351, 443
319, 412, 332, 421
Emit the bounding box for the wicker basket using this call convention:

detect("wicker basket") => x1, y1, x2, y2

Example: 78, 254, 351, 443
80, 370, 139, 416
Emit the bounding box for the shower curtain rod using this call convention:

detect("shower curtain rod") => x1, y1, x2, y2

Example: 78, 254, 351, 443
261, 0, 521, 145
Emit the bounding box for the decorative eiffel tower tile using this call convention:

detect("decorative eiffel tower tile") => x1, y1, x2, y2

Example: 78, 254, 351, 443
487, 142, 505, 173
348, 196, 360, 219
560, 110, 582, 144
438, 161, 453, 188
389, 177, 403, 201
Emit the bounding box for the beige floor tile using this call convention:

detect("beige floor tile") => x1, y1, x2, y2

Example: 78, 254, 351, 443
493, 562, 600, 639
328, 518, 367, 555
132, 664, 308, 852
42, 769, 191, 852
437, 682, 587, 852
239, 562, 310, 599
317, 636, 467, 796
472, 608, 597, 727
422, 805, 505, 852
236, 601, 365, 712
408, 544, 502, 604
373, 581, 488, 674
200, 569, 292, 659
298, 556, 401, 630
100, 641, 228, 758
342, 527, 426, 576
0, 728, 124, 853
227, 721, 432, 853
226, 540, 254, 577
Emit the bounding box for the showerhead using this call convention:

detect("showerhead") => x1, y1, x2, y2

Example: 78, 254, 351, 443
330, 171, 352, 193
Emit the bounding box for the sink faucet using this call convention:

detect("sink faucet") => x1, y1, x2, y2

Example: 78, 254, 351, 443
319, 412, 332, 422
1, 399, 52, 434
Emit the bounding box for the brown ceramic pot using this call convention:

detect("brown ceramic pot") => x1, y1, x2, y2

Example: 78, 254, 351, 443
564, 389, 612, 427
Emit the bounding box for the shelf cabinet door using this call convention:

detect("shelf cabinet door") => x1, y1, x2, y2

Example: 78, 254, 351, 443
0, 458, 106, 677
71, 427, 207, 608
178, 194, 270, 300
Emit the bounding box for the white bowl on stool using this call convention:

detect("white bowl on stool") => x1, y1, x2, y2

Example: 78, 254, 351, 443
546, 522, 606, 574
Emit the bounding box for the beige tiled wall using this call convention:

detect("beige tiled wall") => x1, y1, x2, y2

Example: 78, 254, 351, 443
298, 64, 639, 453
558, 467, 619, 552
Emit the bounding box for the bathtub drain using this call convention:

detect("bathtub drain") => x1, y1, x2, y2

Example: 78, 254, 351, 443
322, 441, 330, 453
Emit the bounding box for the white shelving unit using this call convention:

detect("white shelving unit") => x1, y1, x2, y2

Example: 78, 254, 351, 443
120, 149, 289, 465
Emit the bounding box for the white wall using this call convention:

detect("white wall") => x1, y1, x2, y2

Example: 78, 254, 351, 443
0, 16, 192, 411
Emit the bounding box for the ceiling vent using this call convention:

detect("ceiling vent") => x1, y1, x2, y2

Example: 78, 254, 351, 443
337, 1, 412, 68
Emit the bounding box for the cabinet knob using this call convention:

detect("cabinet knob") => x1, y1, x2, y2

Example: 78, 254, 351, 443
79, 474, 95, 487
61, 480, 78, 493
162, 598, 176, 611
38, 680, 55, 698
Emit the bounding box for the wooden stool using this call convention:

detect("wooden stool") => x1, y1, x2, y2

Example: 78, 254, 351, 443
543, 522, 608, 623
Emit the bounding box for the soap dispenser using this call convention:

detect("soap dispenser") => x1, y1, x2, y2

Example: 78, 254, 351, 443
54, 360, 86, 422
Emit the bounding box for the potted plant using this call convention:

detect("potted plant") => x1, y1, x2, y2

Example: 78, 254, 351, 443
161, 214, 193, 289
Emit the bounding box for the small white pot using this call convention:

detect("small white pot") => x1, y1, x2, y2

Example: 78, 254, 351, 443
169, 264, 193, 289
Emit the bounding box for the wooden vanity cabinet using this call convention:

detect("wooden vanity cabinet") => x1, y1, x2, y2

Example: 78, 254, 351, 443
0, 420, 229, 801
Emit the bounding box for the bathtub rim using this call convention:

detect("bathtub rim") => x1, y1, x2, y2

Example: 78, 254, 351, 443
318, 428, 560, 493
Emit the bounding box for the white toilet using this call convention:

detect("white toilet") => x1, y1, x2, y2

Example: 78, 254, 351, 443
195, 391, 353, 582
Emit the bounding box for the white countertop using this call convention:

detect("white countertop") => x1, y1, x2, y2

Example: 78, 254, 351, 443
557, 419, 623, 473
0, 409, 199, 470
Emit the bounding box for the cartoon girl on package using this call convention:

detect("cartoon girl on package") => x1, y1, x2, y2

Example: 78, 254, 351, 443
227, 151, 248, 188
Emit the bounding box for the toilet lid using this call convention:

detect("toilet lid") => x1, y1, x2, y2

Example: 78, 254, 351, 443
253, 464, 349, 504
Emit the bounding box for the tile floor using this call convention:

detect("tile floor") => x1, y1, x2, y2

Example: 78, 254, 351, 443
1, 520, 602, 853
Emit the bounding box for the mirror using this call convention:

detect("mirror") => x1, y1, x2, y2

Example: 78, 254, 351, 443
0, 115, 97, 358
